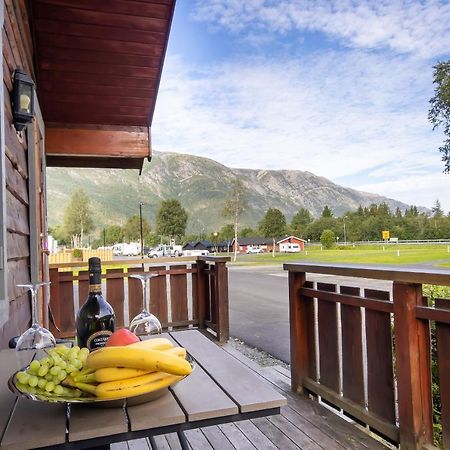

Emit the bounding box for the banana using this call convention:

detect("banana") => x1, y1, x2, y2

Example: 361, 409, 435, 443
128, 338, 173, 351
90, 367, 153, 383
166, 346, 186, 359
97, 373, 182, 399
86, 346, 192, 376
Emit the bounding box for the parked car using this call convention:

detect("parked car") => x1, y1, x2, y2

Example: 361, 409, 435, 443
246, 247, 264, 254
147, 244, 184, 258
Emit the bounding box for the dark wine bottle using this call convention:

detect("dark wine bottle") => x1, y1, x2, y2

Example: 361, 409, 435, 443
76, 257, 115, 350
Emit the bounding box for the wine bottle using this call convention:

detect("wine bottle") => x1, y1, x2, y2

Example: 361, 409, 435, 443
76, 257, 115, 350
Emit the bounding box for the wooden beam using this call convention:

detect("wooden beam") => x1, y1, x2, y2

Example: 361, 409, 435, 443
45, 126, 150, 159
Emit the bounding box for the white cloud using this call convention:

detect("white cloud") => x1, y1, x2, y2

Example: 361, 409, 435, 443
192, 0, 450, 58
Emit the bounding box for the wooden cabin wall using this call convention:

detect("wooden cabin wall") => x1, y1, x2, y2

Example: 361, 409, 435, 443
0, 0, 36, 347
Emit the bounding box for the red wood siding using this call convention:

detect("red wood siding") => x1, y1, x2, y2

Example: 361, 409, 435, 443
0, 0, 35, 348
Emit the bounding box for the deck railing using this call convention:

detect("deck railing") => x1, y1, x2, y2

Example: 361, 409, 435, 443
284, 262, 450, 450
49, 256, 230, 343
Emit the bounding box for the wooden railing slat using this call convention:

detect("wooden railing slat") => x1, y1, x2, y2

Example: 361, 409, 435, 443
149, 266, 168, 325
317, 283, 339, 393
170, 264, 188, 326
78, 270, 89, 311
106, 268, 125, 328
340, 285, 364, 407
364, 288, 396, 426
435, 298, 450, 449
127, 267, 143, 323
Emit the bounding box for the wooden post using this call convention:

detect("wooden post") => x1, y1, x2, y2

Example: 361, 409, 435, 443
196, 260, 207, 330
393, 282, 433, 449
49, 268, 60, 337
288, 271, 307, 393
215, 261, 229, 343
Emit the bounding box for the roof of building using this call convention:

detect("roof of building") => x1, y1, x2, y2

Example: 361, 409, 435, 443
232, 236, 306, 245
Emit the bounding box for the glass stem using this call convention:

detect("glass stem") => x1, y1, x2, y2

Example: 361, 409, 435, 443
141, 278, 149, 312
31, 287, 39, 325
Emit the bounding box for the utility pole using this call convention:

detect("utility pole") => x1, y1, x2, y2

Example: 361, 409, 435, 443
139, 202, 144, 259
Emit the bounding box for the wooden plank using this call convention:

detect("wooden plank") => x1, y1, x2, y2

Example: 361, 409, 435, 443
234, 420, 278, 449
36, 45, 161, 68
436, 298, 450, 450
341, 285, 364, 406
191, 263, 199, 321
1, 399, 67, 449
200, 426, 235, 450
170, 264, 188, 325
217, 423, 256, 449
171, 363, 238, 421
184, 429, 213, 449
171, 330, 286, 413
126, 391, 185, 431
35, 18, 167, 46
68, 404, 128, 442
215, 262, 229, 343
149, 266, 168, 325
284, 262, 450, 287
317, 282, 339, 392
50, 269, 75, 336
35, 0, 172, 19
393, 282, 433, 448
5, 156, 28, 205
78, 270, 89, 309
106, 268, 125, 328
128, 267, 143, 324
416, 305, 450, 325
251, 417, 301, 450
6, 189, 29, 235
364, 289, 395, 424
6, 259, 30, 302
6, 231, 29, 260
34, 2, 169, 33
46, 127, 149, 158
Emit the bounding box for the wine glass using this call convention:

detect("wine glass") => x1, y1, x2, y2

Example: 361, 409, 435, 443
129, 273, 162, 336
15, 282, 56, 369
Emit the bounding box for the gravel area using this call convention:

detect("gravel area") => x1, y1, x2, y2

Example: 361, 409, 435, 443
228, 336, 289, 370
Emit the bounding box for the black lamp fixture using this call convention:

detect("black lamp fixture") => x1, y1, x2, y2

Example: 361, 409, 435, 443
12, 68, 35, 132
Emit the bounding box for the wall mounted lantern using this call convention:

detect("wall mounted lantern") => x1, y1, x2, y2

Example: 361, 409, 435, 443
12, 69, 35, 131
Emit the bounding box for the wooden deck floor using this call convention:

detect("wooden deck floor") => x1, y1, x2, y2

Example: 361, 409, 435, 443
112, 344, 390, 450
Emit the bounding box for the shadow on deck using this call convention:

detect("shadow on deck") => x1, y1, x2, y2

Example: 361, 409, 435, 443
114, 344, 389, 450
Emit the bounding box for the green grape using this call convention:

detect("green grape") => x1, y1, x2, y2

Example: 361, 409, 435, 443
72, 345, 81, 352
26, 366, 38, 376
79, 347, 89, 358
40, 357, 51, 367
16, 371, 29, 384
57, 370, 67, 381
38, 365, 49, 377
45, 381, 55, 392
53, 385, 64, 395
28, 375, 39, 387
59, 360, 67, 370
29, 360, 41, 372
50, 366, 61, 376
16, 382, 29, 393
45, 373, 53, 381
38, 378, 47, 389
66, 364, 76, 374
73, 359, 83, 370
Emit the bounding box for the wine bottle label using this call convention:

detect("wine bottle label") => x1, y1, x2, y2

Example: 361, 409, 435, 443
86, 330, 113, 350
89, 284, 102, 293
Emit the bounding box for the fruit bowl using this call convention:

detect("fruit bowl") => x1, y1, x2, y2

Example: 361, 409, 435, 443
8, 355, 195, 408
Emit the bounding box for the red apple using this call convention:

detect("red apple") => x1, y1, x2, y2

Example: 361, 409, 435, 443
106, 328, 140, 347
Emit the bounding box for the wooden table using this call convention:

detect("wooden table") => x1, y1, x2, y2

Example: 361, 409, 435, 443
0, 330, 286, 449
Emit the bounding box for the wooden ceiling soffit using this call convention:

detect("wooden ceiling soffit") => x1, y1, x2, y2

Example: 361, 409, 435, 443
45, 126, 150, 170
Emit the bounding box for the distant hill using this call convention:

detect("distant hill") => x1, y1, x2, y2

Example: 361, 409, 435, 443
47, 150, 418, 233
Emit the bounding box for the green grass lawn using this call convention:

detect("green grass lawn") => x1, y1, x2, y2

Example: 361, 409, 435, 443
228, 244, 450, 266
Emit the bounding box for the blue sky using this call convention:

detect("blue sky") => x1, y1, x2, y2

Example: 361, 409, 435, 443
152, 0, 450, 212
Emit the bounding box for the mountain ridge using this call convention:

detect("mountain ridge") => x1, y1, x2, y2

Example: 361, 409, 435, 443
47, 150, 420, 233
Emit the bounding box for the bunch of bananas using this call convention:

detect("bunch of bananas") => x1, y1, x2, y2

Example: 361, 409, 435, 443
63, 338, 192, 399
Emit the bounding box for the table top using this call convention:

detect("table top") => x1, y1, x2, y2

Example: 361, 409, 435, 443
0, 330, 286, 450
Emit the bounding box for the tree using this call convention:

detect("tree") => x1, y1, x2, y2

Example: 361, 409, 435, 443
48, 224, 69, 245
103, 225, 124, 245
63, 189, 94, 247
240, 227, 257, 237
156, 199, 188, 238
123, 215, 150, 242
222, 178, 248, 262
218, 224, 235, 242
432, 199, 444, 218
290, 208, 313, 236
429, 61, 450, 172
320, 229, 336, 249
259, 208, 287, 237
321, 205, 333, 218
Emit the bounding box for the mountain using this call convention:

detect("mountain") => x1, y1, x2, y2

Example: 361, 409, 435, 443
47, 150, 416, 233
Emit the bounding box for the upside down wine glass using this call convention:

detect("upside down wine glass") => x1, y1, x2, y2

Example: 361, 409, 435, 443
129, 273, 162, 336
15, 282, 56, 369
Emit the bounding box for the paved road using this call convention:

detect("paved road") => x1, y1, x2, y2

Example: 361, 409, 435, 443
228, 265, 392, 363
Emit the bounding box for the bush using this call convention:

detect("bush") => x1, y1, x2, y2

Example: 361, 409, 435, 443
73, 248, 82, 258
320, 229, 336, 249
